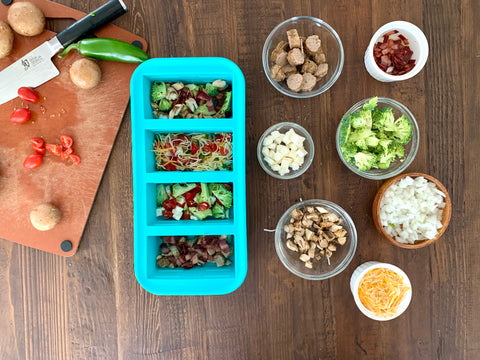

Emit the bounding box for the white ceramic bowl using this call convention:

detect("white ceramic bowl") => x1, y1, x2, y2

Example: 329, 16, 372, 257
350, 261, 412, 321
364, 21, 428, 82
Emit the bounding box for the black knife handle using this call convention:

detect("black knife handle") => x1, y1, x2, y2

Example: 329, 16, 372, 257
56, 0, 127, 48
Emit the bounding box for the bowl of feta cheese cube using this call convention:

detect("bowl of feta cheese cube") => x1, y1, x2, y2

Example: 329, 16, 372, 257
257, 122, 314, 179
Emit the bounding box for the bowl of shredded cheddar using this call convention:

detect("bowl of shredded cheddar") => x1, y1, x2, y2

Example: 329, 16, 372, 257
350, 261, 412, 321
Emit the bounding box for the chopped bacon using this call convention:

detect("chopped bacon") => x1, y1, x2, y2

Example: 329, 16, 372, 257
373, 30, 416, 75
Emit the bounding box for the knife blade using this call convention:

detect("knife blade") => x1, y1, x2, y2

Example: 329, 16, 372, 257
0, 0, 127, 105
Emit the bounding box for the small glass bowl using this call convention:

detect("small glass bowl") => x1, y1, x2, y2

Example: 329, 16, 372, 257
335, 97, 419, 180
257, 122, 314, 179
275, 199, 357, 280
262, 16, 344, 98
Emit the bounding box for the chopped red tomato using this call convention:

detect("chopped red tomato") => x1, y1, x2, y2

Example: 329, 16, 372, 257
46, 144, 62, 156
197, 202, 210, 211
162, 198, 177, 210
190, 142, 199, 154
60, 135, 73, 149
163, 163, 177, 171
163, 209, 173, 219
69, 154, 81, 165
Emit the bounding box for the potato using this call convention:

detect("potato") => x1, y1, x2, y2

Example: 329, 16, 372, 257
30, 203, 61, 231
7, 1, 45, 37
0, 20, 14, 58
69, 58, 102, 89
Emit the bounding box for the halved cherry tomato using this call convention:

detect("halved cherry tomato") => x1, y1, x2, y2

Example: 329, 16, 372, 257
69, 154, 81, 165
163, 163, 177, 171
60, 147, 73, 160
184, 191, 196, 202
197, 202, 210, 211
163, 209, 173, 219
23, 154, 43, 169
10, 108, 31, 124
176, 134, 190, 142
162, 198, 177, 211
218, 146, 229, 156
181, 212, 191, 220
190, 142, 199, 154
60, 135, 73, 149
46, 144, 62, 156
18, 87, 39, 103
30, 137, 45, 154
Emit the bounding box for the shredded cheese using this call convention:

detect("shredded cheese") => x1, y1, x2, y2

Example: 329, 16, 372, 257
358, 268, 410, 318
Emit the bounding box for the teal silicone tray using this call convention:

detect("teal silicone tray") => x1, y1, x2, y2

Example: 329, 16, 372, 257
130, 57, 247, 295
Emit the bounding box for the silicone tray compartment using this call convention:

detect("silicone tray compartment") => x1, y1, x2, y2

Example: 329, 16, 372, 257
130, 57, 247, 295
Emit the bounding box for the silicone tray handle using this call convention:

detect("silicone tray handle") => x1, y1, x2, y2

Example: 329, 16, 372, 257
56, 0, 127, 48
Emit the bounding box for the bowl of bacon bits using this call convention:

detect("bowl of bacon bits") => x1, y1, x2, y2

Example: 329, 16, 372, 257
364, 21, 429, 82
350, 261, 412, 321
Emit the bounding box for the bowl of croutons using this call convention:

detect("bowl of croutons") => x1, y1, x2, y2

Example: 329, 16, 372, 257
262, 16, 344, 98
275, 199, 357, 280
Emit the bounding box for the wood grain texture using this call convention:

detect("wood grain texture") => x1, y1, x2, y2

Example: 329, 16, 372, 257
0, 0, 478, 359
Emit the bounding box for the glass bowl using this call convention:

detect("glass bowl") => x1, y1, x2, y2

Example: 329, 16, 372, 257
262, 16, 344, 98
335, 97, 419, 180
257, 122, 314, 179
275, 199, 357, 280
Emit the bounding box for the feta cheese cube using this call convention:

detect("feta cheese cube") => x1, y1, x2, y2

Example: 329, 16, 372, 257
273, 151, 283, 162
276, 145, 288, 156
271, 164, 281, 171
263, 135, 274, 146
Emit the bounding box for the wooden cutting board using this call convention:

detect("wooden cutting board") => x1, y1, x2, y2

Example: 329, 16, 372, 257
0, 0, 147, 256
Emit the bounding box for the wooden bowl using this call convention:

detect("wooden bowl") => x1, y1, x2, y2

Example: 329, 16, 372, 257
372, 172, 452, 249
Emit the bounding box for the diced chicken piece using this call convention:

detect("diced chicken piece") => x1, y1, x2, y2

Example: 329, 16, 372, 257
286, 73, 304, 92
282, 64, 298, 77
270, 48, 288, 66
304, 261, 313, 269
312, 51, 326, 64
270, 64, 286, 82
304, 35, 322, 54
299, 254, 310, 262
301, 59, 318, 74
287, 28, 302, 48
287, 48, 305, 66
301, 73, 317, 92
314, 63, 328, 79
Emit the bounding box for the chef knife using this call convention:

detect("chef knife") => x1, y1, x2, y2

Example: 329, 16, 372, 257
0, 0, 127, 105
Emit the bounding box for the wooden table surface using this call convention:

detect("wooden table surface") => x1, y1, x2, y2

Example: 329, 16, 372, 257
1, 0, 478, 359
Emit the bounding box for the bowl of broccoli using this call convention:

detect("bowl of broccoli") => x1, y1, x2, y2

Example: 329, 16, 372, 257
335, 97, 419, 180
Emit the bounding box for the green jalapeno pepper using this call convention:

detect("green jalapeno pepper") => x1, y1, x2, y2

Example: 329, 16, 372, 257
59, 38, 149, 63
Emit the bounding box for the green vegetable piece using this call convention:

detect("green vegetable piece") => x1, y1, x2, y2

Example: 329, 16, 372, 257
189, 207, 213, 220
158, 98, 172, 111
193, 104, 216, 116
392, 115, 413, 144
156, 184, 168, 206
372, 107, 395, 131
151, 81, 167, 102
350, 111, 367, 129
341, 144, 358, 162
212, 202, 227, 219
353, 152, 377, 171
365, 135, 380, 148
208, 183, 233, 209
220, 91, 232, 113
197, 183, 211, 205
338, 114, 352, 148
171, 183, 197, 198
59, 38, 149, 63
349, 128, 374, 150
363, 97, 378, 111
185, 83, 199, 96
205, 83, 219, 97
360, 109, 373, 129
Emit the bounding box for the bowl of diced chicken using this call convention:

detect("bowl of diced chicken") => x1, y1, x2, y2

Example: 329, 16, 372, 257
257, 122, 314, 179
262, 16, 344, 98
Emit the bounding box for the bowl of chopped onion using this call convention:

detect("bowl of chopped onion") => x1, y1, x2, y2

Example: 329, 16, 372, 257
257, 122, 314, 179
372, 172, 452, 249
350, 261, 412, 321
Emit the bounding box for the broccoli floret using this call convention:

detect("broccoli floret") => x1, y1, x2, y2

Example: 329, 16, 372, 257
350, 111, 366, 129
392, 115, 412, 144
390, 141, 405, 158
360, 109, 373, 129
158, 98, 172, 112
220, 91, 232, 113
205, 83, 219, 97
376, 138, 392, 153
372, 107, 395, 131
171, 183, 197, 198
208, 183, 233, 209
193, 104, 216, 116
212, 202, 227, 219
185, 83, 199, 96
365, 135, 380, 148
376, 150, 396, 169
341, 143, 358, 162
353, 152, 377, 171
338, 115, 352, 147
348, 128, 375, 149
363, 96, 378, 111
189, 207, 212, 220
151, 81, 166, 102
197, 183, 211, 205
156, 184, 168, 206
